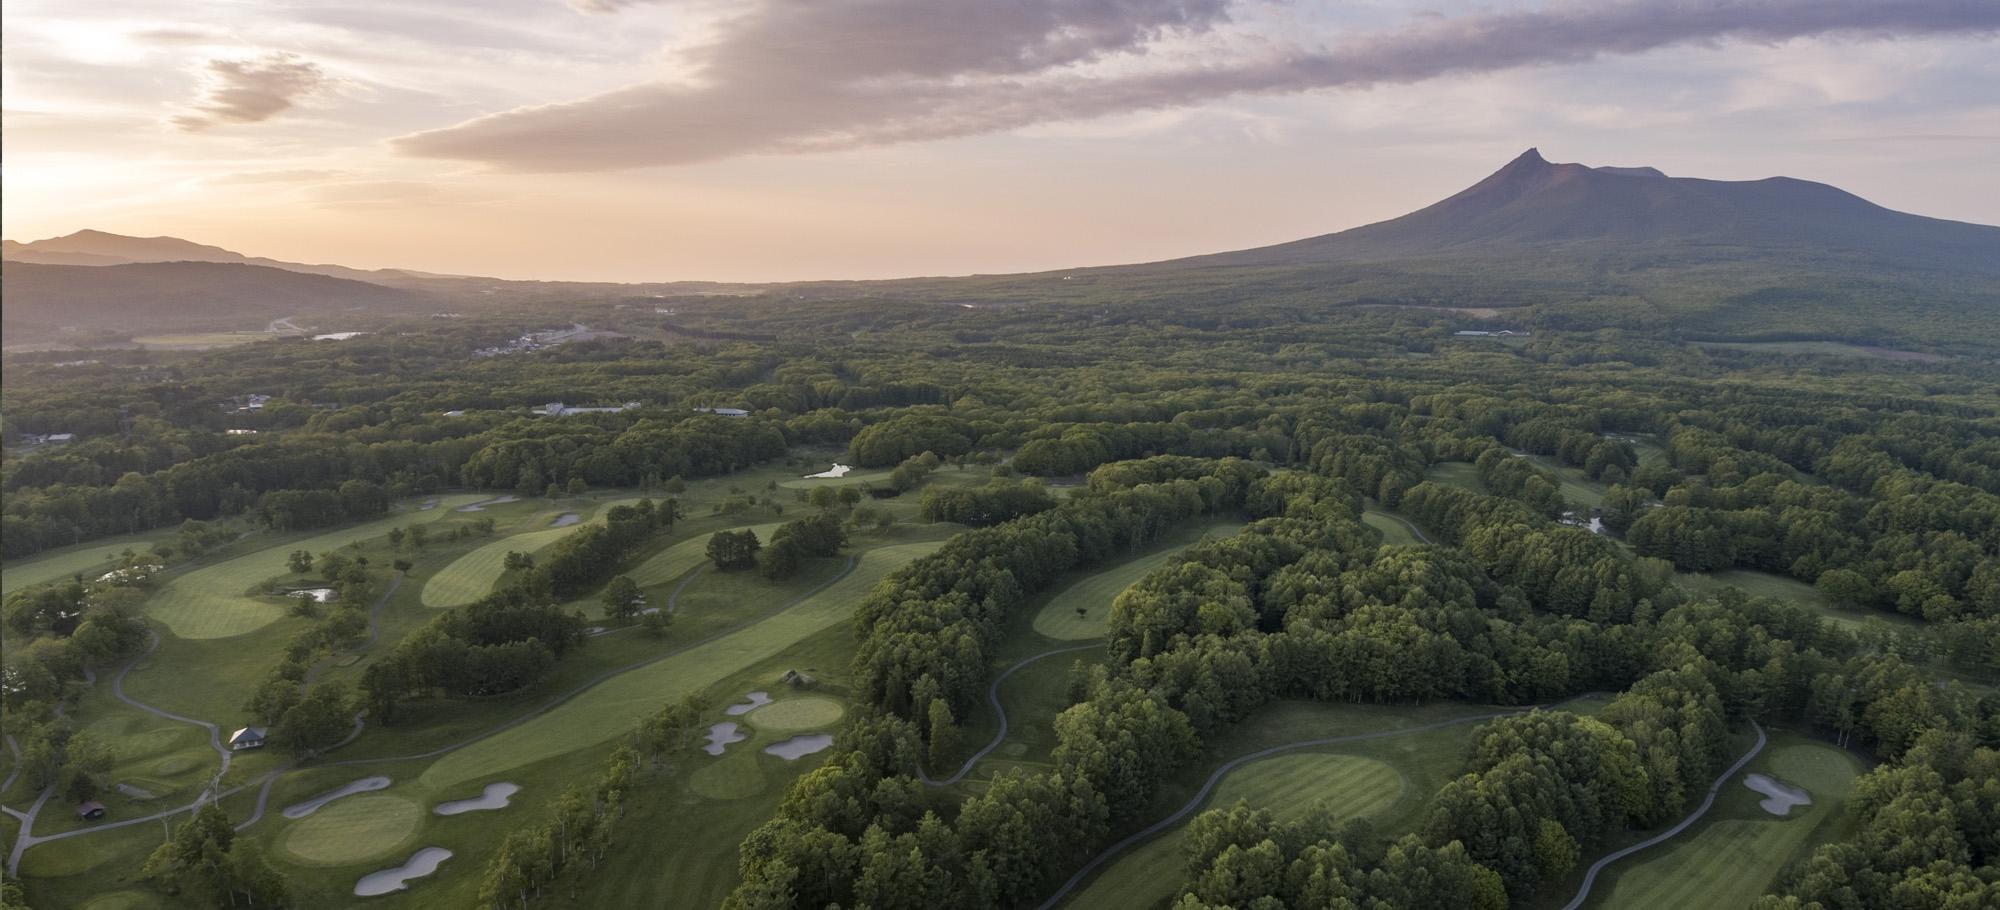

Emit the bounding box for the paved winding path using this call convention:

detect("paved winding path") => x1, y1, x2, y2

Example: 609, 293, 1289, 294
114, 631, 234, 780
921, 643, 1102, 787
1559, 719, 1769, 910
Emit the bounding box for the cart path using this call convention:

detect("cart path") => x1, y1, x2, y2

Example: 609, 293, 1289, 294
921, 643, 1102, 787
1559, 719, 1768, 910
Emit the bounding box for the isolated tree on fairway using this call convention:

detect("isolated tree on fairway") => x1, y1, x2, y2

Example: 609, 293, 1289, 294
286, 549, 314, 574
277, 683, 353, 755
602, 575, 643, 619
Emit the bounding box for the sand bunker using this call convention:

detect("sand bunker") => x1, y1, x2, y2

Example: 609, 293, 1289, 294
284, 776, 391, 819
433, 782, 519, 816
725, 691, 773, 715
354, 847, 451, 897
704, 722, 747, 756
803, 464, 853, 479
455, 495, 519, 512
1743, 773, 1812, 816
550, 512, 581, 527
763, 734, 835, 761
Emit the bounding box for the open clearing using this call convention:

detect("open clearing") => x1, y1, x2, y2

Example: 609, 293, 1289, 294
1585, 739, 1861, 910
130, 332, 275, 350
1678, 568, 1914, 631
1031, 519, 1245, 640
279, 794, 425, 865
627, 522, 784, 588
778, 469, 894, 490
149, 495, 481, 639
1362, 509, 1423, 546
419, 540, 945, 789
1203, 753, 1404, 823
420, 502, 633, 608
2, 531, 172, 595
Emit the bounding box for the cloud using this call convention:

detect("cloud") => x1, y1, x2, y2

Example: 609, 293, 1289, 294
173, 52, 328, 130
397, 0, 2000, 171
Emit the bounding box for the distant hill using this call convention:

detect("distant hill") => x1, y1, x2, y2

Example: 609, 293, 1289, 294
1, 261, 429, 343
2, 229, 442, 285
1167, 148, 2000, 274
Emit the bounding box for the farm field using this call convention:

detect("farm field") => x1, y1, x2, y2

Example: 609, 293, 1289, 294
1, 530, 174, 595
1030, 518, 1245, 640
1582, 736, 1864, 910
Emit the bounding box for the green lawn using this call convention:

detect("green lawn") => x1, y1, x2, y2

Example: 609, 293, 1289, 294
1362, 509, 1423, 546
777, 468, 895, 490
419, 499, 635, 608
1031, 519, 1245, 640
278, 794, 426, 866
1423, 461, 1488, 494
626, 521, 784, 588
418, 540, 945, 789
2, 530, 174, 595
1678, 568, 1916, 631
1585, 737, 1863, 910
148, 495, 482, 639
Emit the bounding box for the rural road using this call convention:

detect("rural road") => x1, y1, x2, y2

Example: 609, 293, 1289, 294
1559, 719, 1769, 910
1034, 693, 1605, 910
921, 643, 1102, 787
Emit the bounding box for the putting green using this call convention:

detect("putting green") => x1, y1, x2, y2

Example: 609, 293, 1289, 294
419, 540, 945, 789
1207, 753, 1404, 822
279, 794, 424, 866
1032, 520, 1245, 640
745, 697, 845, 732
689, 753, 767, 800
148, 495, 482, 639
1589, 741, 1861, 910
628, 522, 783, 588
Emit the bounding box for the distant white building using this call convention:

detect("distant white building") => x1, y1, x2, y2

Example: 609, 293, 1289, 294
694, 407, 751, 417
541, 401, 642, 417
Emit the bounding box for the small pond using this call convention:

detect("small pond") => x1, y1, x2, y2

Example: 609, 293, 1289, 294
763, 734, 835, 761
725, 691, 772, 716
288, 587, 338, 603
284, 776, 391, 819
550, 512, 581, 527
455, 495, 520, 512
704, 722, 747, 756
433, 782, 519, 816
1743, 773, 1812, 816
355, 847, 452, 897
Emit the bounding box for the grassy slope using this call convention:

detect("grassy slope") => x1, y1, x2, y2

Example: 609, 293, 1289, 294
418, 540, 946, 789
1031, 519, 1246, 640
626, 521, 785, 588
1, 530, 174, 595
1584, 736, 1863, 910
148, 495, 482, 639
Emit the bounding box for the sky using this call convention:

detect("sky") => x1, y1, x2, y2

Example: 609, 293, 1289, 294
4, 0, 1998, 283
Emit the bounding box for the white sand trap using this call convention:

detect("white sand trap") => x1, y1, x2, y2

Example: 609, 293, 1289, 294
803, 464, 853, 479
455, 495, 519, 512
704, 722, 747, 756
1743, 773, 1812, 816
419, 499, 439, 511
433, 782, 519, 816
355, 847, 452, 897
763, 734, 835, 761
550, 512, 581, 527
725, 691, 773, 715
284, 776, 391, 819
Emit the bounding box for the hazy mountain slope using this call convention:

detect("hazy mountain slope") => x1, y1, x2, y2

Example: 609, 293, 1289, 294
1, 261, 429, 342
